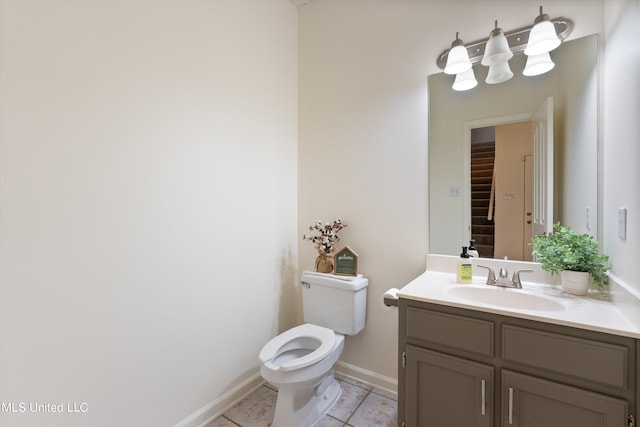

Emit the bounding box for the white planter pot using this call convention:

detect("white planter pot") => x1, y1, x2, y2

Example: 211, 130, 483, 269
561, 270, 591, 296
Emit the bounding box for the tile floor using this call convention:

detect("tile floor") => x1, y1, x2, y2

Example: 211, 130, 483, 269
206, 374, 397, 427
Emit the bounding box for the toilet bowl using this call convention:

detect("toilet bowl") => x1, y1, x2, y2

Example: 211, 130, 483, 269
260, 324, 345, 427
259, 272, 368, 427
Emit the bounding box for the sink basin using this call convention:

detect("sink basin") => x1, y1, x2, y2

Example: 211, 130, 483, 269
447, 286, 565, 311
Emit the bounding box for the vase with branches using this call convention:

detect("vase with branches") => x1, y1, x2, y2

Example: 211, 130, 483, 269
303, 219, 347, 273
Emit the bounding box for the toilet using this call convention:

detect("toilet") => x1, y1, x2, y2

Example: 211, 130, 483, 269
259, 271, 368, 427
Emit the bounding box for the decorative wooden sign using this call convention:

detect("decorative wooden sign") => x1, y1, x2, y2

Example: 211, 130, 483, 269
334, 246, 358, 276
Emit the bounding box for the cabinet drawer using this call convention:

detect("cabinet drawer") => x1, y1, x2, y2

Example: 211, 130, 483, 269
406, 307, 494, 357
502, 325, 628, 389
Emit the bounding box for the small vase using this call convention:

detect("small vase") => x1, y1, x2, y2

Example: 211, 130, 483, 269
561, 270, 590, 296
315, 254, 334, 273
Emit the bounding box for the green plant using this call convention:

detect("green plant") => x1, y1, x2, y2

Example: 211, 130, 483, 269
530, 223, 609, 288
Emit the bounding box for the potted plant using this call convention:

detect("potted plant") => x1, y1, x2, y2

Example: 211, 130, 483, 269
530, 223, 609, 295
303, 219, 347, 273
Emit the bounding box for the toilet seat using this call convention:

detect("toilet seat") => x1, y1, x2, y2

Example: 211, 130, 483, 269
259, 324, 336, 372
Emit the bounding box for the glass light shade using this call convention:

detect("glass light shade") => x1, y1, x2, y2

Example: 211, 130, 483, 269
481, 26, 513, 66
485, 60, 513, 84
444, 42, 472, 75
523, 51, 555, 76
452, 67, 478, 91
525, 19, 561, 55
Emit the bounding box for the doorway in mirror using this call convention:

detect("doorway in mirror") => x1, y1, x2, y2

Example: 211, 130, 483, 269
470, 121, 535, 261
470, 127, 496, 258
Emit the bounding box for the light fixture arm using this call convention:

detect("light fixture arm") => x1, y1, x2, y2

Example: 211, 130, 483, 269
489, 20, 501, 38
533, 6, 550, 26
436, 17, 573, 70
451, 32, 464, 48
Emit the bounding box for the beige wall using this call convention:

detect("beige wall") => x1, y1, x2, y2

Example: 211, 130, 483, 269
298, 0, 603, 384
603, 0, 640, 290
298, 0, 429, 382
2, 0, 638, 425
0, 1, 298, 426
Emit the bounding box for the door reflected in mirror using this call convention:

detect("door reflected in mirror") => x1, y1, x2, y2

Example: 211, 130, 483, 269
468, 98, 554, 261
470, 122, 534, 260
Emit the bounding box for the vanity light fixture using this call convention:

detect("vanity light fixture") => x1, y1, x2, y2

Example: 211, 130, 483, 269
481, 21, 513, 66
525, 6, 562, 56
444, 32, 472, 75
436, 6, 573, 91
452, 67, 478, 91
481, 21, 514, 84
523, 51, 555, 76
486, 60, 514, 84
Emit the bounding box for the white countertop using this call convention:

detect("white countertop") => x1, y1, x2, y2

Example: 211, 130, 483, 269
397, 255, 640, 339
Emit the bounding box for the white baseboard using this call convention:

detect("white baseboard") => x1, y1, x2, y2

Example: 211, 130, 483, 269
335, 361, 398, 396
173, 370, 264, 427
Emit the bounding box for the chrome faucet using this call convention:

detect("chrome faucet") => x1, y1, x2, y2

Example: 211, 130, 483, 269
477, 265, 532, 289
496, 267, 511, 287
511, 269, 533, 288
477, 265, 496, 286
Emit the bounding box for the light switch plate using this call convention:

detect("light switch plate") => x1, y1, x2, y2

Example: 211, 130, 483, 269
618, 208, 627, 240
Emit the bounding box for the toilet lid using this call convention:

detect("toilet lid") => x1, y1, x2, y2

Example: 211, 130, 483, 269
259, 324, 336, 372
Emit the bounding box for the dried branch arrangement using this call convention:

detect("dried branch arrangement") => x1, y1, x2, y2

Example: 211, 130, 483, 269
303, 219, 347, 256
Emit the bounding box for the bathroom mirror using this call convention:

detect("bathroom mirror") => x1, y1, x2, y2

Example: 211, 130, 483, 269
428, 34, 598, 261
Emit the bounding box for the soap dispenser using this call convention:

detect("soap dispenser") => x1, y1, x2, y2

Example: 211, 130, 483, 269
468, 239, 479, 258
457, 246, 473, 284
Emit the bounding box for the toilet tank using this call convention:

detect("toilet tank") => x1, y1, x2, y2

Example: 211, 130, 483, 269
300, 271, 368, 336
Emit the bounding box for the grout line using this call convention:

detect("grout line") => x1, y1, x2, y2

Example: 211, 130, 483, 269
368, 388, 398, 402
221, 414, 241, 426
325, 414, 348, 426
343, 389, 372, 426
336, 375, 373, 393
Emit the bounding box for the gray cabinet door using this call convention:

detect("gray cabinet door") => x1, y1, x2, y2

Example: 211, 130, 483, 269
405, 345, 493, 427
502, 370, 628, 427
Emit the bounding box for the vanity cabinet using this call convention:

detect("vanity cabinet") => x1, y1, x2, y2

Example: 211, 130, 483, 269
398, 298, 638, 427
405, 345, 493, 426
502, 370, 627, 427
